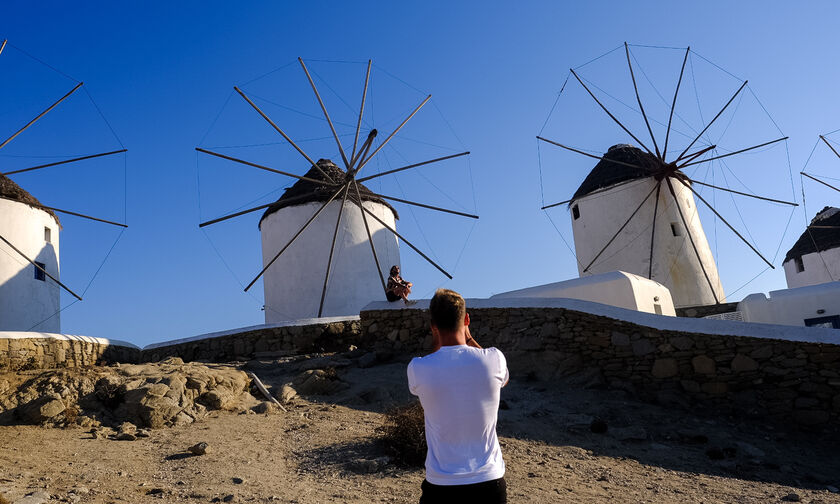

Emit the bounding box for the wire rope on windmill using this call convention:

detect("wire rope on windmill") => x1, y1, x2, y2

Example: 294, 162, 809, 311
786, 132, 840, 288
537, 43, 797, 309
196, 58, 476, 321
0, 38, 128, 332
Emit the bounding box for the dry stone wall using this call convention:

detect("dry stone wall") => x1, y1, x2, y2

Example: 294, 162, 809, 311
358, 305, 840, 428
0, 336, 139, 371
141, 319, 362, 363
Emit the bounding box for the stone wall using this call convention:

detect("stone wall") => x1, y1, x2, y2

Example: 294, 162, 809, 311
358, 301, 840, 428
141, 318, 362, 363
0, 335, 139, 371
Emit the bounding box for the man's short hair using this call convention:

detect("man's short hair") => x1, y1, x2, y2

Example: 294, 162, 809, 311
429, 288, 466, 332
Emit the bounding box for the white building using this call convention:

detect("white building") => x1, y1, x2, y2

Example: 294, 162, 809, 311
491, 270, 676, 315
260, 160, 400, 322
0, 174, 61, 332
569, 144, 725, 308
737, 281, 840, 329
783, 206, 840, 289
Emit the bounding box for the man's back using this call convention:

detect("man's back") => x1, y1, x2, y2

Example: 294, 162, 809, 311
407, 345, 508, 486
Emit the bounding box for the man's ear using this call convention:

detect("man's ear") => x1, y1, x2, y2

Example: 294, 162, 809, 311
464, 312, 470, 327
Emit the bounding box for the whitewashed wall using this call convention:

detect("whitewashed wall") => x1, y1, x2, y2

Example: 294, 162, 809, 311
571, 178, 725, 308
738, 281, 840, 328
0, 199, 61, 332
491, 270, 676, 315
260, 200, 400, 322
783, 248, 840, 289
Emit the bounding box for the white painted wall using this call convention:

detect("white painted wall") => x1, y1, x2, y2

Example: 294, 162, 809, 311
738, 281, 840, 328
491, 270, 676, 316
783, 248, 840, 289
260, 200, 400, 322
570, 177, 725, 308
0, 198, 61, 332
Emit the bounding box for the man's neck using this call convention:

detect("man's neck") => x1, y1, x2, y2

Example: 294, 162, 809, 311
438, 328, 467, 347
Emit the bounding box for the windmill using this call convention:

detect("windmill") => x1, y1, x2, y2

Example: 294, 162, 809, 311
196, 58, 475, 321
784, 134, 840, 288
537, 43, 797, 308
0, 39, 127, 332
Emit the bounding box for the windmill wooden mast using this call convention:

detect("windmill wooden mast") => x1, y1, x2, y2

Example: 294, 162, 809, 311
538, 43, 796, 307
197, 58, 476, 319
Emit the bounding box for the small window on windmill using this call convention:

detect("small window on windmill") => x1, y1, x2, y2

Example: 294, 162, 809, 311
794, 256, 804, 273
44, 227, 51, 243
34, 262, 46, 281
670, 223, 682, 237
572, 204, 580, 220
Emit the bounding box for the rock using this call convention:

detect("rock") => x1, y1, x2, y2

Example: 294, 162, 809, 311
692, 355, 716, 375
632, 338, 655, 356
222, 494, 236, 502
15, 490, 50, 504
277, 384, 297, 404
118, 422, 136, 435
610, 331, 630, 346
116, 432, 137, 441
189, 442, 210, 456
358, 352, 377, 368
349, 458, 380, 473
198, 390, 235, 411
735, 441, 765, 458
609, 426, 647, 441
670, 336, 694, 350
781, 492, 801, 502
253, 401, 276, 414
293, 369, 348, 396
136, 429, 151, 438
793, 410, 829, 425
730, 354, 758, 372
19, 397, 66, 424
589, 418, 608, 434
232, 477, 244, 484
826, 485, 839, 493
651, 358, 678, 378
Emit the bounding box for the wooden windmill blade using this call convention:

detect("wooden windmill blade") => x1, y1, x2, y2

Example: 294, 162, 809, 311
539, 43, 794, 306
197, 58, 477, 319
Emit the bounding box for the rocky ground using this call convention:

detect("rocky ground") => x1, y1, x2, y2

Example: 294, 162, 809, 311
1, 350, 839, 503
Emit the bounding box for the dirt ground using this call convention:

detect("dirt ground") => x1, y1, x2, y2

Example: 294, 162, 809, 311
1, 358, 839, 504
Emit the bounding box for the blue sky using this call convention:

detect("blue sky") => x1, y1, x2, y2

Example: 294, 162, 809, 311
2, 1, 840, 346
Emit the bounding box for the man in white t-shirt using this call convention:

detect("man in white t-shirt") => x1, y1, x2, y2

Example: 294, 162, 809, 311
407, 288, 509, 503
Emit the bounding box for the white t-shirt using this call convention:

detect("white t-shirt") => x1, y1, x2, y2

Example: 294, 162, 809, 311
407, 345, 509, 486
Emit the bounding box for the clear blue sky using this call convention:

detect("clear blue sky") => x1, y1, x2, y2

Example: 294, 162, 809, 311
2, 1, 839, 346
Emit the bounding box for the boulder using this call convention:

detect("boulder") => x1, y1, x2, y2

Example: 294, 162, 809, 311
19, 397, 66, 424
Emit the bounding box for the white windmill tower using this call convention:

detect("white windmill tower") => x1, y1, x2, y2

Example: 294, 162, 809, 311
196, 59, 475, 321
0, 175, 62, 332
0, 39, 128, 332
538, 43, 795, 308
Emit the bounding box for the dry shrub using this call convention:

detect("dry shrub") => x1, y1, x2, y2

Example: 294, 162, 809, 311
64, 405, 80, 424
377, 401, 427, 467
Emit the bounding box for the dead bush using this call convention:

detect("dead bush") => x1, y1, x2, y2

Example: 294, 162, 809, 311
376, 401, 426, 467
94, 377, 124, 409
64, 405, 80, 424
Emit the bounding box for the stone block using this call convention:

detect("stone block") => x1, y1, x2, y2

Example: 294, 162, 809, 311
750, 345, 773, 360
680, 380, 700, 393
670, 336, 694, 351
692, 355, 716, 375
610, 331, 630, 346
632, 338, 655, 356
793, 409, 829, 425
701, 382, 728, 395
651, 358, 678, 379
730, 354, 758, 373
794, 397, 819, 409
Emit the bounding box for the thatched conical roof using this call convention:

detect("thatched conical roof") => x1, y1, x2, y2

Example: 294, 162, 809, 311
259, 159, 398, 228
0, 173, 59, 224
784, 206, 840, 263
572, 144, 686, 202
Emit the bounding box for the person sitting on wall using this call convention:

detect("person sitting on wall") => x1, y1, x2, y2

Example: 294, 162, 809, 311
386, 265, 414, 304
